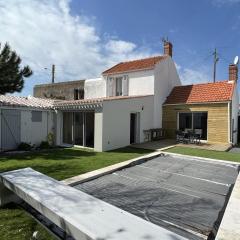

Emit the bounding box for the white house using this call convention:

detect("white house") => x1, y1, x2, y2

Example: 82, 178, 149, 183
1, 41, 237, 152
54, 41, 181, 151
0, 41, 181, 152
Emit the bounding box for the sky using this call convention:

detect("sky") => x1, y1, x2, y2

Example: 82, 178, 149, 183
0, 0, 240, 96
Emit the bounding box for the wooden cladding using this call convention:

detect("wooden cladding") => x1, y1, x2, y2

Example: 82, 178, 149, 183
162, 103, 229, 143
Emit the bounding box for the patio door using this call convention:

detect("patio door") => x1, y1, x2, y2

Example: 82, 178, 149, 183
179, 112, 208, 140
63, 112, 73, 144
62, 111, 94, 147
74, 112, 84, 146
130, 113, 140, 144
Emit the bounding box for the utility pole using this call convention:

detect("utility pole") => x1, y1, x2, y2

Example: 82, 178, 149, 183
52, 64, 55, 83
213, 48, 219, 83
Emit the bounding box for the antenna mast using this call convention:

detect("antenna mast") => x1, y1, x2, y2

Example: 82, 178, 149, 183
52, 64, 55, 83
213, 48, 219, 83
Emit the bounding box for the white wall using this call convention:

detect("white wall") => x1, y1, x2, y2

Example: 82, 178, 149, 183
84, 78, 106, 99
21, 110, 54, 146
103, 70, 154, 98
128, 70, 154, 96
231, 84, 239, 144
94, 109, 103, 152
153, 56, 181, 128
101, 96, 154, 151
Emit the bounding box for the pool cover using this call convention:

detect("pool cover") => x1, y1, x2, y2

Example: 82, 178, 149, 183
75, 154, 239, 240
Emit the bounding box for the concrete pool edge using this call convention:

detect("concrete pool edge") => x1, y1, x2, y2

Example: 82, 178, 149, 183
215, 172, 240, 240
62, 151, 240, 187
61, 151, 162, 186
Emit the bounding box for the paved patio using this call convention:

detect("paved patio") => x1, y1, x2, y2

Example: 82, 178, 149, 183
132, 139, 232, 152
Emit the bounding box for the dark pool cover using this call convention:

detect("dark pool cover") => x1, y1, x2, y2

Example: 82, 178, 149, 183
75, 154, 239, 240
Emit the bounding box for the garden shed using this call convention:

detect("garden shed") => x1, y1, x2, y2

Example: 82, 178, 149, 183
0, 95, 54, 151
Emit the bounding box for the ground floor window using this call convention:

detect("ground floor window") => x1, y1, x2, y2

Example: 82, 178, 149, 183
62, 111, 94, 148
178, 112, 208, 140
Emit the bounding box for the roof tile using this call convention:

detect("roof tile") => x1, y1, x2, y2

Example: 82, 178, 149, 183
102, 56, 167, 75
164, 81, 235, 104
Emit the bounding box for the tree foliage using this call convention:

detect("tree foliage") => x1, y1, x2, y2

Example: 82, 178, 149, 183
0, 43, 33, 94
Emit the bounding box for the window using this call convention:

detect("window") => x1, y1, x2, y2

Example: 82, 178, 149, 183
74, 89, 84, 100
178, 112, 208, 140
116, 77, 123, 96
31, 111, 42, 122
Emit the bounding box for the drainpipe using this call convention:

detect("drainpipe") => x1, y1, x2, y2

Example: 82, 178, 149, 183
228, 102, 232, 144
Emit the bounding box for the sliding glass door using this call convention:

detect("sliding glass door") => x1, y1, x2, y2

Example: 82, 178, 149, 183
74, 112, 84, 146
62, 111, 94, 147
63, 112, 73, 144
179, 112, 208, 140
85, 112, 94, 148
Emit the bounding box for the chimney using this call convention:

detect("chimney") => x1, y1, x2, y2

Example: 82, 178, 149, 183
229, 64, 238, 82
163, 40, 173, 57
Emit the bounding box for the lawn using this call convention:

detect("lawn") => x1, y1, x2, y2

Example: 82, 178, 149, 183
0, 147, 152, 240
164, 146, 240, 163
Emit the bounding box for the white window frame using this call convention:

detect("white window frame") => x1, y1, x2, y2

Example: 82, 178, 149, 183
115, 77, 123, 96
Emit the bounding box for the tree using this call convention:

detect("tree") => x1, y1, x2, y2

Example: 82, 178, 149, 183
0, 43, 33, 95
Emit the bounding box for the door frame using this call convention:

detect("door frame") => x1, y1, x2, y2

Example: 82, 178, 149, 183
130, 112, 140, 144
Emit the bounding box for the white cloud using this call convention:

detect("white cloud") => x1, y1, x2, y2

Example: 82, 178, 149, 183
0, 0, 158, 95
178, 65, 212, 85
212, 0, 240, 6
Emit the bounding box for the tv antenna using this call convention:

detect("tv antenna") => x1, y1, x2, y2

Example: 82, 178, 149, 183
213, 48, 219, 83
234, 56, 239, 65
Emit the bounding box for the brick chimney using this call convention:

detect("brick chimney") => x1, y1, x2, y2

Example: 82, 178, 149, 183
229, 64, 238, 82
163, 40, 173, 57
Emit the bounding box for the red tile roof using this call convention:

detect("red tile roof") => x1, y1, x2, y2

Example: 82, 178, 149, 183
164, 81, 235, 105
102, 56, 167, 75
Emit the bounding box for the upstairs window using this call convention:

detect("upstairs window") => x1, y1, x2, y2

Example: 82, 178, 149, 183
116, 77, 123, 96
74, 89, 84, 100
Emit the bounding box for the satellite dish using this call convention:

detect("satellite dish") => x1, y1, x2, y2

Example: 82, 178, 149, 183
234, 56, 239, 65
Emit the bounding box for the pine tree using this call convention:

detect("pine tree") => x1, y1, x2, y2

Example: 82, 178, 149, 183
0, 43, 33, 94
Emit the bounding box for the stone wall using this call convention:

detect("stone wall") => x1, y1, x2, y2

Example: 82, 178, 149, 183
34, 80, 85, 100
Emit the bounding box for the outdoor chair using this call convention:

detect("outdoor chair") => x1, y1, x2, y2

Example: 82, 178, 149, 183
176, 130, 184, 143
194, 129, 202, 144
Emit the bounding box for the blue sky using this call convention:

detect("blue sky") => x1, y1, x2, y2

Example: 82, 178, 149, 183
0, 0, 240, 95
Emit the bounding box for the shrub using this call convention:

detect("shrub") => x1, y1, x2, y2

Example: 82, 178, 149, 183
39, 141, 50, 149
47, 132, 54, 146
18, 142, 32, 151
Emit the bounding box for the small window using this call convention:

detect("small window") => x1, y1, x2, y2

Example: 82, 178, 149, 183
116, 77, 123, 96
74, 89, 84, 100
32, 111, 42, 122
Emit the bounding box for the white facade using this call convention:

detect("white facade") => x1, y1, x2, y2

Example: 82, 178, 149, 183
54, 55, 182, 151
84, 78, 106, 99
101, 96, 154, 151
0, 107, 54, 151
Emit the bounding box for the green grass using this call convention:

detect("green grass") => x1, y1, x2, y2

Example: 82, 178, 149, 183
164, 146, 240, 162
0, 147, 152, 240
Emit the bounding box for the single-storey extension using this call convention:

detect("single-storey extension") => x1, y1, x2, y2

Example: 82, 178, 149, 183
0, 95, 54, 151
163, 64, 239, 145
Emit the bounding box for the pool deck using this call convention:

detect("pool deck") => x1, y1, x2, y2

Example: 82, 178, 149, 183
73, 154, 239, 240
131, 139, 232, 152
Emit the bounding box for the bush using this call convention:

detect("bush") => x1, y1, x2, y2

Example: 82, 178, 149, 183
18, 142, 32, 151
47, 132, 54, 146
39, 141, 50, 149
